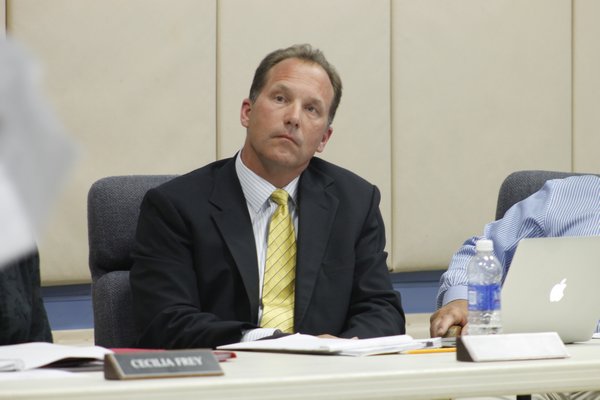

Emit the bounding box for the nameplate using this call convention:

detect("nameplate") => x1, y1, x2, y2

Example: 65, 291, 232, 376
457, 332, 570, 362
104, 349, 223, 380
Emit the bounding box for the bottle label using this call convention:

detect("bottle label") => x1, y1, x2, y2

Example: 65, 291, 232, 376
468, 284, 501, 312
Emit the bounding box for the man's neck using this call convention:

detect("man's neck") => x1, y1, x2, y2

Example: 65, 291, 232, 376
239, 150, 305, 188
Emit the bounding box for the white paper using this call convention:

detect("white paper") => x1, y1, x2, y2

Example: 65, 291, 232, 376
0, 342, 112, 371
0, 369, 79, 380
218, 334, 438, 356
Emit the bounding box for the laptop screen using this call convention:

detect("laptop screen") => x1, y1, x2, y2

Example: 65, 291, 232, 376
501, 236, 600, 343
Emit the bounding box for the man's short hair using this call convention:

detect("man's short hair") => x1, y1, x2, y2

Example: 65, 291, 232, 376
248, 44, 343, 125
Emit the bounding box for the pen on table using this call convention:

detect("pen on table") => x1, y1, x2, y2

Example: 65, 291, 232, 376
403, 347, 457, 355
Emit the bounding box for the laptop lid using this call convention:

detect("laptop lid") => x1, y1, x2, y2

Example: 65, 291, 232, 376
501, 236, 600, 343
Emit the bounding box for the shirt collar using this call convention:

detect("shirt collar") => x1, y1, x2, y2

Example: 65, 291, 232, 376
235, 152, 299, 214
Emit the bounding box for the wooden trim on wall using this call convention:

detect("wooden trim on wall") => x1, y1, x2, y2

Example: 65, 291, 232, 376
1, 0, 6, 37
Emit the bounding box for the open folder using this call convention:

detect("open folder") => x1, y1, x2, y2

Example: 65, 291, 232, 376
217, 334, 440, 356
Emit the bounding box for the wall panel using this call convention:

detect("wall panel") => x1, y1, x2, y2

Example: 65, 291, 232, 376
573, 0, 600, 173
391, 0, 572, 271
218, 0, 393, 265
5, 0, 590, 284
8, 0, 217, 283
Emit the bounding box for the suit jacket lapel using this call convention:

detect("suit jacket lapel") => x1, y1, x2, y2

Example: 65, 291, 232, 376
295, 164, 338, 328
209, 159, 260, 324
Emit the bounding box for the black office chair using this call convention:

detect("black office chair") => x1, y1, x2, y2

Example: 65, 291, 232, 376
494, 170, 596, 220
87, 175, 176, 348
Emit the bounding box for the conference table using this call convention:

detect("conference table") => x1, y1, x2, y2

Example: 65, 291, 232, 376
2, 340, 600, 400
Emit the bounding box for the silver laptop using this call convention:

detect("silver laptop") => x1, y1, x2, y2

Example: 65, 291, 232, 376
501, 236, 600, 343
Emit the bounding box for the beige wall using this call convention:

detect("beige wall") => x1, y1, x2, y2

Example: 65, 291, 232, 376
574, 0, 600, 173
391, 0, 571, 270
3, 0, 597, 284
7, 0, 217, 284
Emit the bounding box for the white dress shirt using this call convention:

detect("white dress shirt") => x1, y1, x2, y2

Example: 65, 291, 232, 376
235, 152, 299, 341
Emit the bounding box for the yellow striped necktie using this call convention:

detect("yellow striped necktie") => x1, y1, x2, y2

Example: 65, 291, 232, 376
260, 189, 296, 333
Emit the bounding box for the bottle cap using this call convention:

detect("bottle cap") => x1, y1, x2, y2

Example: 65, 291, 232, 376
475, 239, 494, 252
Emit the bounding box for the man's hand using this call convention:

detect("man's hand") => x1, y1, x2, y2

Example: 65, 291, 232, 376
429, 299, 468, 338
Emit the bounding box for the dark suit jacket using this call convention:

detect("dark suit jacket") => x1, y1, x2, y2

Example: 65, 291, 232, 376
130, 156, 405, 349
0, 250, 52, 345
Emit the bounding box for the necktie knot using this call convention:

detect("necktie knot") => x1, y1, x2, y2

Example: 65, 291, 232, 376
271, 189, 289, 207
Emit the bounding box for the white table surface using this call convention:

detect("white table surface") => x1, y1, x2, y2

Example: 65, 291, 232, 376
1, 341, 600, 400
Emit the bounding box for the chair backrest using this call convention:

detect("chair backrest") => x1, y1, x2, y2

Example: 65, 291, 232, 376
494, 170, 597, 220
87, 175, 176, 348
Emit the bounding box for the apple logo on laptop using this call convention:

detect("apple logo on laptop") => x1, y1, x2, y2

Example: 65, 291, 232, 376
549, 278, 567, 302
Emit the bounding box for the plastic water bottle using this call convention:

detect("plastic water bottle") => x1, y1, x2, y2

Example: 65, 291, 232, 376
467, 239, 502, 335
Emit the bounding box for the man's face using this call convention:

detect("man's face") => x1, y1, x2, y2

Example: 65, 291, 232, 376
240, 58, 334, 183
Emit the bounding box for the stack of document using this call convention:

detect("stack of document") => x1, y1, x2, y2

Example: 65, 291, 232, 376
0, 342, 112, 371
218, 334, 440, 356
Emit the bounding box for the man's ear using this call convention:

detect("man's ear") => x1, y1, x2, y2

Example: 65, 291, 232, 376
316, 126, 333, 153
240, 98, 252, 128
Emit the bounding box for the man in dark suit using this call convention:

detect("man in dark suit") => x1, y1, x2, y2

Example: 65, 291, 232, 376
130, 44, 405, 349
